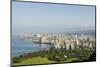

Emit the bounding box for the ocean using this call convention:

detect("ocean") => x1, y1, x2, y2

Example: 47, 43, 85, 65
12, 37, 51, 57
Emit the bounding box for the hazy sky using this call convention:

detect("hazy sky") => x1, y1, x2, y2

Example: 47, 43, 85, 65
12, 1, 95, 34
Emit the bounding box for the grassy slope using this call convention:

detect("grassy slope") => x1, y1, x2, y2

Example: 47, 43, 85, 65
13, 56, 56, 66
13, 56, 79, 66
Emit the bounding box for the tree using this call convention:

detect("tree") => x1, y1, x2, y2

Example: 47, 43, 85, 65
69, 45, 72, 50
74, 41, 77, 49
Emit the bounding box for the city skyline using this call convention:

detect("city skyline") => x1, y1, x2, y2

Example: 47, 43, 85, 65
12, 1, 95, 34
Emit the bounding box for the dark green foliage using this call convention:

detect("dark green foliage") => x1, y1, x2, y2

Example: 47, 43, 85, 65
12, 57, 22, 63
12, 46, 96, 64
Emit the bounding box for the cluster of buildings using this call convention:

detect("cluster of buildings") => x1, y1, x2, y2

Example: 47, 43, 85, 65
32, 33, 96, 50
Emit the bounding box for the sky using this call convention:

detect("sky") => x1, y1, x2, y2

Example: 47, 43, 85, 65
12, 1, 95, 34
